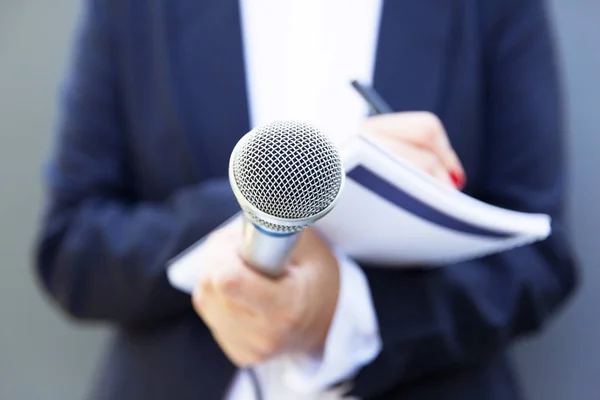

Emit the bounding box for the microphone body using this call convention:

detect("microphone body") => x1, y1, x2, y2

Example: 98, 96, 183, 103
228, 120, 344, 277
241, 220, 300, 276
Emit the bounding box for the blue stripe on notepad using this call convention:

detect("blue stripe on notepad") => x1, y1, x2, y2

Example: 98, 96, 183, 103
346, 165, 513, 239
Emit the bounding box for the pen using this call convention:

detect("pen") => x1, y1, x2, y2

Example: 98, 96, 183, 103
351, 80, 466, 189
350, 79, 394, 114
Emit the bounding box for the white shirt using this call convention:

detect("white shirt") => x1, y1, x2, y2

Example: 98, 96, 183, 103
227, 1, 384, 399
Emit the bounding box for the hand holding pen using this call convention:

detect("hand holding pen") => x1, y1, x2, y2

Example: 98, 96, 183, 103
350, 80, 466, 189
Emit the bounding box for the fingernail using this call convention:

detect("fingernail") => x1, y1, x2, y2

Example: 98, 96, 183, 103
449, 170, 465, 189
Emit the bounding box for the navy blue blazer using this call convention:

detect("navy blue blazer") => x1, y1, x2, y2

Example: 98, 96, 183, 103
34, 0, 579, 399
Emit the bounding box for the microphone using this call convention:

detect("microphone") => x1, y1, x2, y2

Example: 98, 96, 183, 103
228, 120, 345, 277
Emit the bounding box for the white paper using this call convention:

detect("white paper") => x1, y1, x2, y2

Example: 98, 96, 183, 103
314, 135, 551, 267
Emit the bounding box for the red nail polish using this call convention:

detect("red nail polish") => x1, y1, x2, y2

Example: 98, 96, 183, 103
449, 170, 465, 188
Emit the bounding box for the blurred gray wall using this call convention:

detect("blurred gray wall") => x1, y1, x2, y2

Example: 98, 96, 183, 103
0, 1, 597, 400
0, 2, 109, 400
512, 1, 600, 399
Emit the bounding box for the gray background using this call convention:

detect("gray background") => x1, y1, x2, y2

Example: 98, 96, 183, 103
0, 1, 597, 399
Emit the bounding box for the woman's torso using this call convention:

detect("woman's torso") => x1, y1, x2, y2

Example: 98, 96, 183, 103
89, 1, 519, 399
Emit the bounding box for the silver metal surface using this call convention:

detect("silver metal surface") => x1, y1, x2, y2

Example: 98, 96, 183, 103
241, 219, 300, 277
229, 120, 345, 231
228, 120, 345, 276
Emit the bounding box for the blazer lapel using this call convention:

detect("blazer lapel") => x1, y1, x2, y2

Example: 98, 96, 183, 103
373, 0, 455, 114
164, 0, 250, 178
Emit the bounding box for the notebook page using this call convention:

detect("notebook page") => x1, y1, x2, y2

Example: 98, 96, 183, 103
346, 135, 551, 236
314, 135, 551, 266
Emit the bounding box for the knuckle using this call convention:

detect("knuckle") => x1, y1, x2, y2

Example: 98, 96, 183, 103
200, 277, 212, 293
421, 111, 442, 128
258, 335, 282, 358
192, 284, 209, 313
423, 125, 439, 145
247, 349, 268, 366
213, 270, 239, 294
419, 112, 443, 143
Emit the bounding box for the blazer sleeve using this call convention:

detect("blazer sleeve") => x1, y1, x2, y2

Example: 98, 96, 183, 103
33, 0, 240, 327
348, 1, 579, 398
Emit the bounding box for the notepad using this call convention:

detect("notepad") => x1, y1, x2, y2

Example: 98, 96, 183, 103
313, 134, 551, 267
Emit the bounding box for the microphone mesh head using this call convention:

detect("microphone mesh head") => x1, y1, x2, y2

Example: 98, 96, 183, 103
231, 120, 343, 227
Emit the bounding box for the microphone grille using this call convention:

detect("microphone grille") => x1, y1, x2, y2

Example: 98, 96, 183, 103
231, 120, 343, 221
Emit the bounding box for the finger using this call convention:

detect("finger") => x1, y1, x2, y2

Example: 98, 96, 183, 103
200, 284, 258, 320
191, 271, 215, 318
212, 312, 289, 363
371, 135, 450, 182
193, 250, 259, 317
289, 228, 325, 264
210, 323, 268, 367
193, 279, 263, 335
289, 228, 338, 277
363, 112, 465, 180
431, 163, 455, 188
194, 287, 277, 366
210, 253, 294, 314
201, 294, 257, 333
192, 225, 244, 289
366, 112, 461, 172
196, 222, 291, 315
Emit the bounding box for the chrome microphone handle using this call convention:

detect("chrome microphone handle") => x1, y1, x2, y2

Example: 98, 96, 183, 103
240, 218, 301, 278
